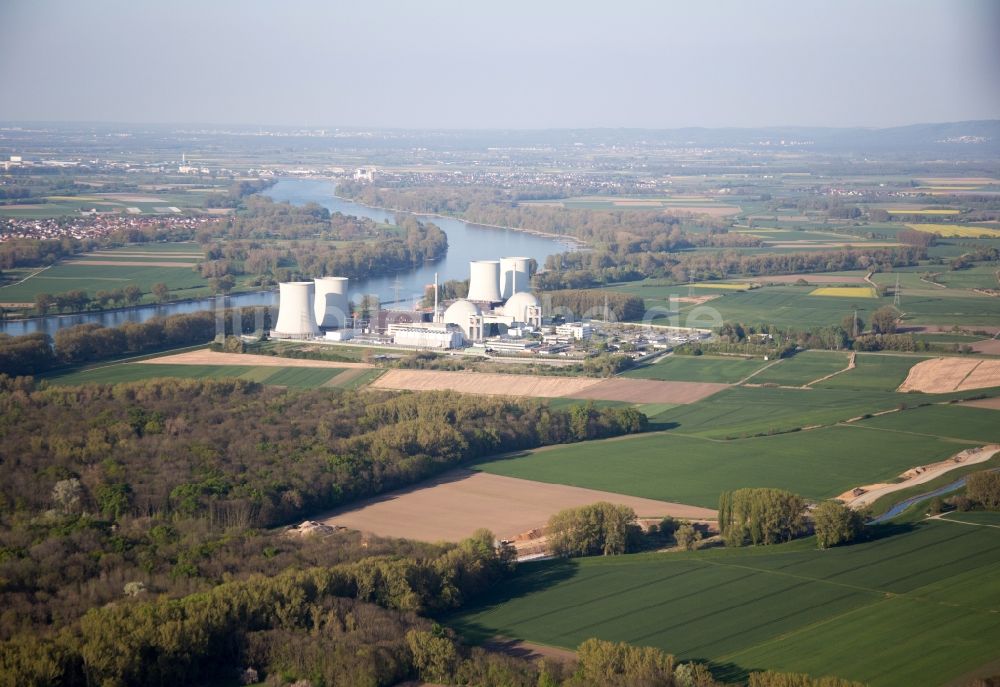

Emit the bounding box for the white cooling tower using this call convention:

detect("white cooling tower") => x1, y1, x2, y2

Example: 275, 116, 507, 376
467, 260, 502, 303
500, 257, 532, 299
314, 277, 349, 328
273, 282, 320, 338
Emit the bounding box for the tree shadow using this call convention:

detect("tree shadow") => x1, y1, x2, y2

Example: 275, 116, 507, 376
438, 557, 581, 640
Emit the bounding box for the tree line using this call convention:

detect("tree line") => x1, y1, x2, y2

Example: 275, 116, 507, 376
0, 309, 229, 376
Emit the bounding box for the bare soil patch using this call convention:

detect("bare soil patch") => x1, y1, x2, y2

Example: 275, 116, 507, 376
482, 637, 576, 663
898, 357, 1000, 393
143, 349, 374, 369
371, 369, 601, 397
569, 378, 728, 404
962, 397, 1000, 411
319, 469, 715, 543
970, 339, 1000, 355
64, 260, 199, 268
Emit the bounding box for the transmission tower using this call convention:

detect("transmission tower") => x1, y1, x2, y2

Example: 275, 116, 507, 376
852, 309, 859, 338
892, 273, 901, 308
392, 276, 402, 306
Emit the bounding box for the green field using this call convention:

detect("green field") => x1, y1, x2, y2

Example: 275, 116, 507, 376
612, 279, 1000, 329
475, 424, 965, 508
854, 404, 1000, 444
941, 511, 1000, 526
448, 520, 1000, 686
47, 363, 347, 388
648, 386, 907, 438
814, 353, 922, 392
622, 355, 768, 383
0, 260, 211, 303
750, 351, 851, 386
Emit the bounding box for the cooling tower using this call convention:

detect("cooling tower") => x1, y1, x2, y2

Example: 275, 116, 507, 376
500, 257, 532, 299
273, 282, 320, 338
314, 276, 349, 328
466, 260, 502, 303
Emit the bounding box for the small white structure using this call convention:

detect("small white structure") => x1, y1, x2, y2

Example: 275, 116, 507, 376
555, 322, 592, 340
314, 276, 350, 329
500, 257, 531, 299
273, 282, 321, 338
353, 167, 376, 182
443, 299, 483, 342
466, 260, 502, 303
389, 323, 463, 349
502, 291, 542, 327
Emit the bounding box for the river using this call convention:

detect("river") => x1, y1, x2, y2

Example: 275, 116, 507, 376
1, 178, 572, 337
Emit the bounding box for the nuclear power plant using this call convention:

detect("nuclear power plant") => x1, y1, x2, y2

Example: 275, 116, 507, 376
271, 256, 549, 349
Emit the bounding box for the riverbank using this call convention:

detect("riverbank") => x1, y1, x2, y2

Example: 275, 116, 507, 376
328, 188, 589, 251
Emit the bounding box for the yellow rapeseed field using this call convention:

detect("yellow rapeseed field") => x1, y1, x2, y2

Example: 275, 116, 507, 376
809, 287, 876, 298
905, 223, 1000, 238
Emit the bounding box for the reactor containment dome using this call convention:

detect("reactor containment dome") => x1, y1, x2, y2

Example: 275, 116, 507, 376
314, 277, 349, 328
466, 260, 502, 303
503, 291, 541, 325
443, 299, 483, 341
273, 282, 321, 338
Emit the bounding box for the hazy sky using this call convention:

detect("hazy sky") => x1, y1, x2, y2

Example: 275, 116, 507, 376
1, 0, 998, 129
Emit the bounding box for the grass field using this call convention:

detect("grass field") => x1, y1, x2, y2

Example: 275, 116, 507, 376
809, 287, 875, 298
854, 404, 1000, 444
622, 355, 768, 384
814, 353, 922, 392
749, 351, 851, 386
906, 223, 1000, 238
447, 520, 1000, 687
47, 362, 347, 388
475, 423, 965, 507
942, 511, 1000, 526
646, 386, 905, 438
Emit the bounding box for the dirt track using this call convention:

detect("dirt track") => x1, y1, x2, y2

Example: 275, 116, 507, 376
143, 350, 374, 369
371, 369, 602, 397
320, 469, 715, 543
839, 445, 1000, 508
898, 357, 1000, 393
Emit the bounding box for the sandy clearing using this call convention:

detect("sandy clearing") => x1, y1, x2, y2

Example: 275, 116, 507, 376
901, 324, 1000, 336
371, 369, 602, 397
142, 349, 374, 369
898, 357, 1000, 393
63, 260, 199, 268
320, 469, 715, 543
839, 445, 1000, 508
569, 377, 728, 404
755, 274, 869, 284
96, 193, 163, 202
962, 397, 1000, 411
0, 302, 32, 307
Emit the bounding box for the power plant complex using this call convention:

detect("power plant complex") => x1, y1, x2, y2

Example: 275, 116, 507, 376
271, 256, 546, 350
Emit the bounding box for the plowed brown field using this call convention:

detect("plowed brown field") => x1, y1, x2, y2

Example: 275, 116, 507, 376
371, 369, 601, 397
568, 377, 728, 404
144, 350, 374, 369
320, 469, 714, 543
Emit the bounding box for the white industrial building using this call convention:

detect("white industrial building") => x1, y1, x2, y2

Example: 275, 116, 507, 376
502, 291, 542, 327
443, 299, 484, 341
388, 323, 464, 349
272, 282, 321, 338
555, 323, 592, 340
